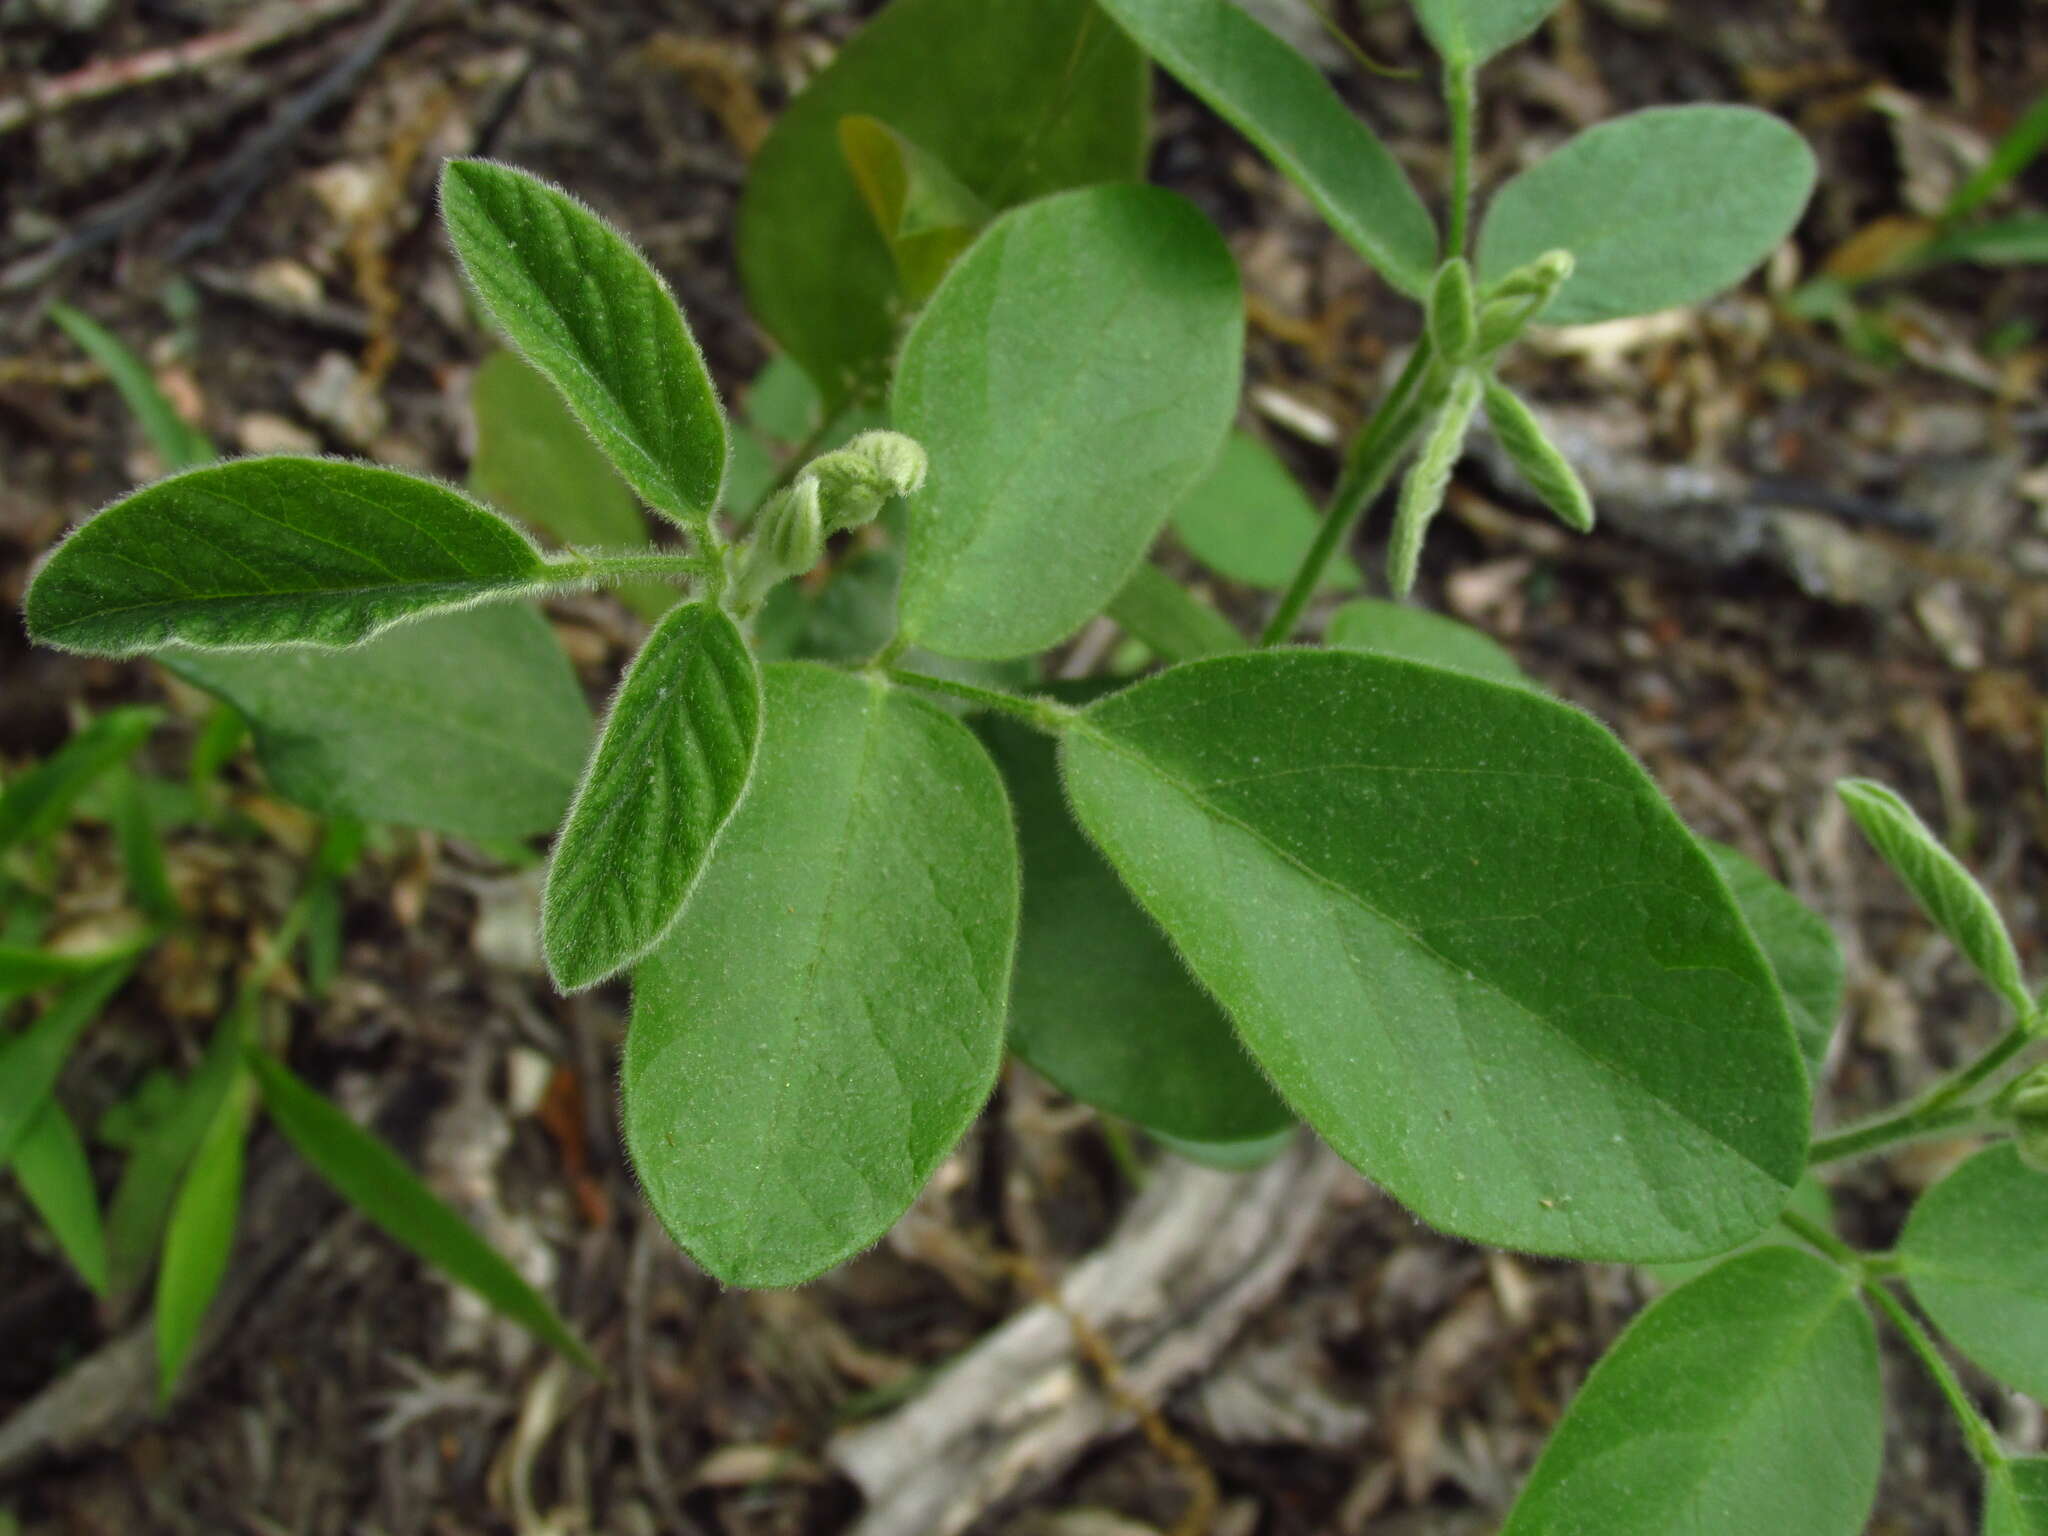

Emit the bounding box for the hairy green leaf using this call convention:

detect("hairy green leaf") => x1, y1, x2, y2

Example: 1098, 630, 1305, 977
1481, 378, 1593, 532
979, 714, 1290, 1143
543, 603, 761, 992
48, 304, 214, 471
167, 604, 590, 844
839, 114, 990, 307
1171, 432, 1358, 592
896, 185, 1243, 659
248, 1047, 595, 1368
1642, 1171, 1832, 1292
156, 1063, 254, 1403
26, 458, 554, 656
1837, 779, 2031, 1019
0, 965, 133, 1172
625, 665, 1017, 1287
740, 0, 1145, 407
1987, 1460, 2048, 1536
1061, 650, 1809, 1261
0, 705, 161, 853
1106, 562, 1245, 662
1501, 1248, 1881, 1535
1706, 842, 1843, 1078
1410, 0, 1563, 66
1097, 0, 1438, 295
1324, 599, 1523, 684
1898, 1144, 2048, 1401
442, 160, 727, 531
12, 1100, 109, 1295
1478, 106, 1816, 326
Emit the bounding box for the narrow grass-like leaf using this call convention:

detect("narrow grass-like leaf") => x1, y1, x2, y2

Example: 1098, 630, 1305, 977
980, 713, 1291, 1143
247, 1047, 596, 1369
0, 940, 150, 1000
1325, 598, 1523, 685
156, 1062, 254, 1403
1170, 432, 1359, 592
1501, 1248, 1881, 1534
1987, 1460, 2048, 1536
114, 772, 183, 924
1898, 1144, 2048, 1401
1106, 562, 1245, 662
1945, 90, 2048, 222
12, 1100, 109, 1294
1097, 0, 1438, 296
543, 602, 761, 992
0, 964, 133, 1172
168, 604, 590, 844
1705, 842, 1843, 1078
1921, 215, 2048, 267
26, 458, 554, 656
895, 185, 1243, 659
0, 706, 160, 853
1061, 650, 1809, 1261
739, 0, 1146, 407
441, 160, 727, 532
48, 303, 214, 471
1837, 779, 2031, 1019
1478, 106, 1816, 326
838, 115, 989, 306
625, 665, 1017, 1287
1410, 0, 1564, 66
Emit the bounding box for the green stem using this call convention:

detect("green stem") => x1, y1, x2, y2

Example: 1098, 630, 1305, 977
880, 669, 1074, 732
1808, 1023, 2033, 1167
567, 551, 716, 584
1259, 344, 1438, 647
1862, 1280, 2004, 1467
1444, 61, 1477, 259
1777, 1207, 1861, 1270
1922, 1022, 2033, 1112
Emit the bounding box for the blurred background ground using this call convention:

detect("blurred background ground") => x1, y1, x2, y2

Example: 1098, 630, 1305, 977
1, 1, 2046, 1532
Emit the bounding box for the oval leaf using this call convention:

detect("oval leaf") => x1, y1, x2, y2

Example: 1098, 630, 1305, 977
543, 603, 761, 992
895, 185, 1243, 660
978, 713, 1291, 1143
1325, 598, 1523, 684
1171, 432, 1359, 592
1411, 0, 1563, 66
1097, 0, 1438, 295
1898, 1143, 2048, 1401
738, 0, 1146, 407
1705, 841, 1844, 1078
1837, 779, 2031, 1019
26, 458, 552, 656
1988, 1460, 2048, 1536
167, 604, 591, 844
1060, 650, 1809, 1261
1501, 1247, 1882, 1535
624, 665, 1017, 1287
1477, 105, 1816, 326
442, 159, 727, 530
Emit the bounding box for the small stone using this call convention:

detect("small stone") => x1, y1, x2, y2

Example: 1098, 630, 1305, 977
295, 350, 387, 447
237, 412, 319, 456
247, 257, 325, 312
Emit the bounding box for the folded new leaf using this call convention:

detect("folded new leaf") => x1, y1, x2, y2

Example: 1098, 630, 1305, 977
25, 458, 556, 655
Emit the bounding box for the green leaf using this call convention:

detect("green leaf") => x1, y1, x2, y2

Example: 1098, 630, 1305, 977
166, 604, 591, 844
1987, 1459, 2048, 1536
624, 665, 1017, 1287
1060, 650, 1809, 1261
1898, 1143, 2048, 1402
1409, 0, 1563, 66
1945, 89, 2048, 222
0, 940, 150, 1000
114, 771, 183, 925
1641, 1170, 1832, 1292
1324, 598, 1523, 684
12, 1100, 110, 1294
838, 115, 990, 307
1922, 215, 2048, 268
1705, 842, 1843, 1078
0, 964, 133, 1172
1106, 562, 1245, 662
48, 304, 214, 471
738, 0, 1147, 407
441, 160, 727, 532
543, 603, 761, 992
978, 713, 1291, 1143
26, 458, 554, 656
1501, 1247, 1881, 1535
1096, 0, 1438, 296
1481, 378, 1594, 533
1477, 106, 1816, 326
1836, 779, 2031, 1019
0, 705, 161, 853
156, 1062, 255, 1403
895, 185, 1243, 659
247, 1046, 595, 1369
1170, 432, 1358, 592
1152, 1123, 1297, 1172
468, 351, 671, 620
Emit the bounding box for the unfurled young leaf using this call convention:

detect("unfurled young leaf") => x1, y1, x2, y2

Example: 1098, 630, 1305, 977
0, 965, 134, 1172
1324, 598, 1523, 685
1170, 432, 1359, 593
12, 1100, 110, 1295
1481, 377, 1594, 532
1478, 106, 1816, 326
441, 160, 728, 533
838, 115, 990, 305
740, 0, 1146, 407
167, 604, 591, 844
625, 665, 1017, 1287
1061, 650, 1810, 1262
1427, 258, 1478, 363
895, 185, 1242, 659
1387, 370, 1483, 597
1501, 1248, 1882, 1535
1409, 0, 1564, 66
247, 1047, 596, 1369
1837, 779, 2032, 1019
1096, 0, 1437, 297
1898, 1144, 2048, 1402
0, 705, 161, 853
156, 1062, 255, 1403
1987, 1460, 2048, 1536
1706, 841, 1844, 1078
26, 459, 554, 656
543, 603, 761, 992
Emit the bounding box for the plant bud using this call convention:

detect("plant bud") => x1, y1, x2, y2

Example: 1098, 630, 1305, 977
1473, 249, 1577, 355
1427, 257, 1478, 364
1481, 377, 1594, 533
1387, 370, 1483, 598
1489, 247, 1575, 305
765, 475, 826, 575
2005, 1065, 2048, 1173
803, 430, 929, 532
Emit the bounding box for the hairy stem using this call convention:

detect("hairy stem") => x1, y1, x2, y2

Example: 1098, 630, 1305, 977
555, 551, 717, 587
1445, 62, 1477, 258
1259, 343, 1437, 646
1808, 1023, 2033, 1167
1863, 1280, 2004, 1467
881, 668, 1074, 731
